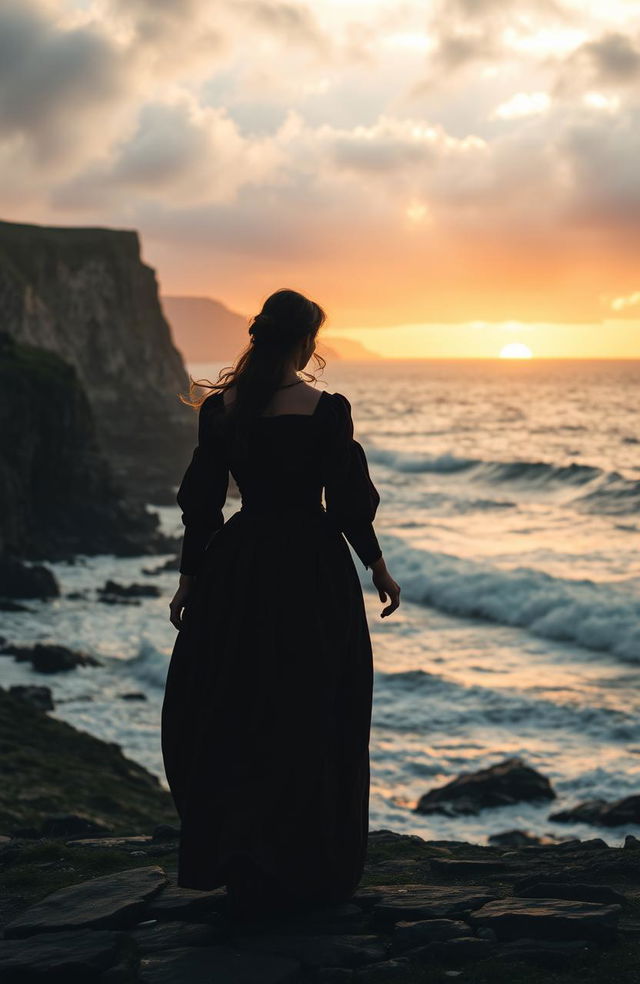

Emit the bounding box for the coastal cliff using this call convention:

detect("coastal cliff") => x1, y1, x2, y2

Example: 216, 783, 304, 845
0, 219, 194, 505
0, 333, 175, 562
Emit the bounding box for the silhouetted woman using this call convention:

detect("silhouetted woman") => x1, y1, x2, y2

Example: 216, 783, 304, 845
161, 288, 400, 918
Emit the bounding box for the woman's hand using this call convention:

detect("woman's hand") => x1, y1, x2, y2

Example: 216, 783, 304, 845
169, 575, 195, 630
370, 557, 401, 618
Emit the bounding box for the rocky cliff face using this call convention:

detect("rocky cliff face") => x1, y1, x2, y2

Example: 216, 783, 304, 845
0, 219, 194, 504
0, 333, 175, 562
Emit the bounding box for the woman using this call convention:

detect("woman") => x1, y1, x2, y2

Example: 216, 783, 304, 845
161, 288, 400, 918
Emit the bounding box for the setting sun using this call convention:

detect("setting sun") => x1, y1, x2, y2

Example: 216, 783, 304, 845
499, 343, 534, 359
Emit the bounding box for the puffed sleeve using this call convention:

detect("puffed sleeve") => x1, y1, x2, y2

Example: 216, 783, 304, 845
176, 393, 229, 576
322, 391, 383, 570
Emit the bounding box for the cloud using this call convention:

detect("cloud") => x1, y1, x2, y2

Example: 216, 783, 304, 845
610, 291, 640, 313
2, 0, 640, 327
0, 1, 130, 165
491, 91, 551, 119
552, 30, 640, 100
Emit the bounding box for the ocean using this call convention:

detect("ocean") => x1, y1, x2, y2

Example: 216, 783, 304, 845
2, 357, 639, 845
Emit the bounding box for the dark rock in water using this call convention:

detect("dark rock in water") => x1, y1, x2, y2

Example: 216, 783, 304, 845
549, 795, 640, 827
414, 757, 555, 816
0, 599, 33, 612
0, 928, 137, 982
99, 579, 162, 599
143, 556, 180, 575
99, 594, 142, 606
152, 823, 181, 842
8, 684, 54, 711
0, 555, 59, 599
67, 589, 90, 599
41, 813, 113, 838
138, 945, 301, 984
3, 864, 168, 938
488, 829, 570, 847
468, 897, 622, 943
119, 691, 148, 701
10, 643, 102, 673
515, 881, 627, 906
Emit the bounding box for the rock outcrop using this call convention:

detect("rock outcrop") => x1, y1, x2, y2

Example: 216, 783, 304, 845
414, 757, 556, 816
0, 219, 194, 504
0, 332, 175, 562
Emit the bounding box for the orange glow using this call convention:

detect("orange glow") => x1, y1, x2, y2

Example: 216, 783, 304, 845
499, 343, 533, 358
322, 320, 640, 359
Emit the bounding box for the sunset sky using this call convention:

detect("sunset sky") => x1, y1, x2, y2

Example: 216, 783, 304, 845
1, 0, 639, 356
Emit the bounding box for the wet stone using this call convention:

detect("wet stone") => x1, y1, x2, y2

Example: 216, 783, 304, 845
4, 865, 168, 938
469, 897, 622, 943
353, 884, 497, 925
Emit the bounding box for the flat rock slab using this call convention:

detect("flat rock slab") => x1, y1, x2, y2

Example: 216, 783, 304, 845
132, 919, 227, 951
429, 858, 508, 875
4, 865, 168, 938
354, 884, 497, 923
138, 945, 301, 984
146, 883, 227, 919
392, 918, 471, 952
469, 897, 622, 942
234, 933, 387, 968
515, 882, 627, 906
66, 835, 153, 849
496, 937, 593, 967
0, 928, 135, 981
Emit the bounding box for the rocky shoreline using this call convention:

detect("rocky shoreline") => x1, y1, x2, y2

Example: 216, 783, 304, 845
1, 825, 639, 982
1, 687, 640, 982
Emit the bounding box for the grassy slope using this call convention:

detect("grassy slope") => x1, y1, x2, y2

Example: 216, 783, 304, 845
0, 687, 178, 835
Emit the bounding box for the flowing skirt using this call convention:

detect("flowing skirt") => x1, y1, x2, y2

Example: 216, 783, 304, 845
160, 506, 374, 903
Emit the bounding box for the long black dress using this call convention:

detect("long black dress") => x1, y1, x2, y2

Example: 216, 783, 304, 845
161, 388, 382, 905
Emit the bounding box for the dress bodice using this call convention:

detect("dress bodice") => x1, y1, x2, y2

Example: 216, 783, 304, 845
176, 388, 382, 575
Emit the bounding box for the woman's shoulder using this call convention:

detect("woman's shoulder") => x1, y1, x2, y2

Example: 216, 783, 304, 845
321, 390, 352, 414
201, 390, 225, 413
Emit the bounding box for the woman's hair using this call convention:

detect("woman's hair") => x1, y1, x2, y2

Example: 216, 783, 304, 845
179, 288, 327, 458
